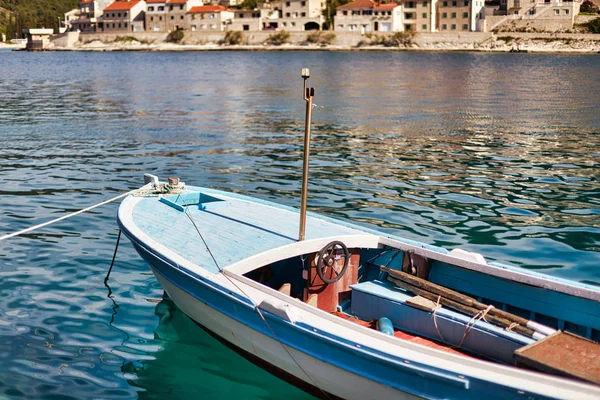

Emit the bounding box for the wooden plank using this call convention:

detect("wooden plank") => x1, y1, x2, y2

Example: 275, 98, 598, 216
514, 331, 600, 384
406, 296, 440, 312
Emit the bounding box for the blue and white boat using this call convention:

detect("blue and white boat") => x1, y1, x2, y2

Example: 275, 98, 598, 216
117, 174, 600, 400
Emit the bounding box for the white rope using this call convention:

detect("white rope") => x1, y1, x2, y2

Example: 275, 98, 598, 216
0, 189, 138, 242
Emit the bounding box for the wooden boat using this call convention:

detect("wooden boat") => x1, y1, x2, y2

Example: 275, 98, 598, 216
117, 174, 600, 400
117, 72, 600, 399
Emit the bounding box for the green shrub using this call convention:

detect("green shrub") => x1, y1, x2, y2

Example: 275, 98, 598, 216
167, 29, 184, 43
588, 18, 600, 33
265, 30, 290, 46
305, 31, 336, 46
357, 31, 416, 47
224, 30, 243, 45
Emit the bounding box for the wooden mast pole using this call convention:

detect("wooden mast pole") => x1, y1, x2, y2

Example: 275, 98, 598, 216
299, 68, 314, 241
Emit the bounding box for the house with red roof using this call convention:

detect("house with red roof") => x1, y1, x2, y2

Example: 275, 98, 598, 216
335, 0, 438, 32
187, 5, 234, 31
335, 0, 403, 33
102, 0, 147, 32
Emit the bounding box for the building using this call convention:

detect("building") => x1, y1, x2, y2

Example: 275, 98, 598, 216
145, 0, 168, 31
102, 0, 147, 32
164, 0, 203, 31
335, 0, 403, 32
279, 0, 325, 30
23, 28, 54, 50
335, 0, 439, 32
70, 0, 116, 32
229, 4, 281, 31
187, 5, 234, 31
482, 0, 581, 31
437, 0, 482, 32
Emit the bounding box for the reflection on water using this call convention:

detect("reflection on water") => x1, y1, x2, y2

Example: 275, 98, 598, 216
0, 51, 598, 399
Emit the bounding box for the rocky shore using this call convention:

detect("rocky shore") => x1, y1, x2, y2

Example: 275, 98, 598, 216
45, 31, 600, 54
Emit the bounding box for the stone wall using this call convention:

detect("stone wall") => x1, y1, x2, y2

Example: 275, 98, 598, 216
79, 31, 168, 44
64, 30, 599, 50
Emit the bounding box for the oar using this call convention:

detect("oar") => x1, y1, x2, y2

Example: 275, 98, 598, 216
381, 266, 555, 338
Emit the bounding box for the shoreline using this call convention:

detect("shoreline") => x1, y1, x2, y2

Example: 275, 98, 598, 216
49, 42, 600, 54
28, 31, 600, 54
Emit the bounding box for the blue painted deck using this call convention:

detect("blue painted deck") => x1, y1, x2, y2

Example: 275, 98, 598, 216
131, 187, 364, 273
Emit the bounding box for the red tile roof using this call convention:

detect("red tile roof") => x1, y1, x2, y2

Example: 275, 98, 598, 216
374, 3, 398, 9
188, 5, 231, 12
104, 0, 142, 11
338, 0, 398, 10
80, 0, 94, 4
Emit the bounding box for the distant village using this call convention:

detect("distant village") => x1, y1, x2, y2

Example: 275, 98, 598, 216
61, 0, 588, 35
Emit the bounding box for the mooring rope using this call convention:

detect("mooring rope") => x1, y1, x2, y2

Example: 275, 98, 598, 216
0, 189, 138, 242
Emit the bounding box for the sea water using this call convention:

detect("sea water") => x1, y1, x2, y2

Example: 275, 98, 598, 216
0, 51, 599, 399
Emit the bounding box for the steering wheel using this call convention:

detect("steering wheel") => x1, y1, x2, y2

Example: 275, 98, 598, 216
316, 241, 350, 284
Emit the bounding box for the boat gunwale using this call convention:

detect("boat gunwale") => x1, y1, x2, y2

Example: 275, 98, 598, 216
143, 244, 600, 399
122, 184, 600, 302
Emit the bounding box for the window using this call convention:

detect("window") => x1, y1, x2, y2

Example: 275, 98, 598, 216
210, 24, 216, 29
451, 23, 456, 29
118, 13, 121, 17
243, 24, 249, 30
169, 6, 173, 11
240, 13, 244, 18
423, 1, 427, 5
301, 12, 306, 17
282, 22, 287, 26
124, 22, 128, 28
464, 0, 468, 5
462, 24, 468, 30
337, 24, 344, 28
124, 12, 127, 17
452, 1, 457, 5
443, 1, 448, 6
423, 12, 427, 17
452, 12, 457, 17
442, 24, 447, 29
148, 6, 154, 11
181, 15, 184, 19
158, 6, 164, 11
286, 12, 290, 17
463, 12, 468, 17
150, 16, 154, 21
564, 9, 569, 14
171, 15, 174, 19
286, 1, 290, 6
180, 5, 184, 10
118, 23, 121, 27
192, 25, 196, 31
374, 11, 379, 15
442, 12, 447, 17
343, 11, 347, 15
422, 24, 427, 29
554, 9, 559, 14
159, 16, 162, 20
291, 21, 296, 26
301, 1, 306, 5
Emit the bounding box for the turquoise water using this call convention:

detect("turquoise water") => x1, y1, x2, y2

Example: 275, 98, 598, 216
0, 51, 599, 399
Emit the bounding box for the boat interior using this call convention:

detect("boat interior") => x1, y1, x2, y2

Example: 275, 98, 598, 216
236, 238, 600, 385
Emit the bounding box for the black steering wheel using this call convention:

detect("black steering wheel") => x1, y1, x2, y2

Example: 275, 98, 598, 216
316, 241, 350, 284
